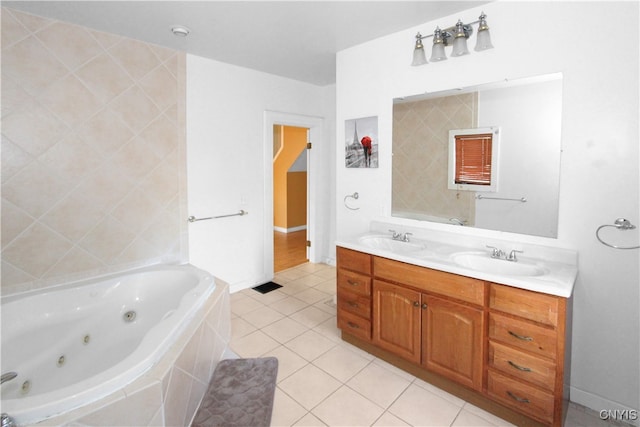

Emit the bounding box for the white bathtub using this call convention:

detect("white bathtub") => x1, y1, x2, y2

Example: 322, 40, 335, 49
1, 263, 227, 426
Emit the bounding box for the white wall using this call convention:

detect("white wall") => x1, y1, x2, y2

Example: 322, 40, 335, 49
186, 55, 335, 290
336, 0, 639, 415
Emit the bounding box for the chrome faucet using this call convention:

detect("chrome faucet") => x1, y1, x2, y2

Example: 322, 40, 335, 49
486, 245, 505, 259
0, 372, 17, 385
449, 218, 465, 226
389, 230, 412, 242
486, 246, 523, 262
1, 413, 16, 427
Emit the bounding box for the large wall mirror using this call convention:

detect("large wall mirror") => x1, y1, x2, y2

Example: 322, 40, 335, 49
392, 73, 563, 238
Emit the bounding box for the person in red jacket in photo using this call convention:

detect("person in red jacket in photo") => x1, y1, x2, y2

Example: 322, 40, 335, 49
361, 136, 372, 167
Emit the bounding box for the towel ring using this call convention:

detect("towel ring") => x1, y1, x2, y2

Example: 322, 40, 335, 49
344, 192, 359, 210
595, 218, 640, 250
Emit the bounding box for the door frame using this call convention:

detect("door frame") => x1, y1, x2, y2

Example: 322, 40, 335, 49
263, 111, 324, 280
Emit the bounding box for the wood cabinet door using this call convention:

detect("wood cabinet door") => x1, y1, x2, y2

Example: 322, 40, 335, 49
421, 294, 484, 391
372, 280, 421, 364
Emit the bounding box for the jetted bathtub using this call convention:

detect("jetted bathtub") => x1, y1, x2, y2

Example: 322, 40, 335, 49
1, 263, 227, 425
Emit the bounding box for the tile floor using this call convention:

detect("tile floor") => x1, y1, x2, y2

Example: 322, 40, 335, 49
228, 262, 627, 427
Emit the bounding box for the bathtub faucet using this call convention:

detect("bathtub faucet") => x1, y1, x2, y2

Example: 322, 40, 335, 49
1, 413, 16, 427
0, 372, 17, 385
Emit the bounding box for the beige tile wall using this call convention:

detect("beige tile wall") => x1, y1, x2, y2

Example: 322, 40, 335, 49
392, 93, 477, 224
1, 8, 187, 293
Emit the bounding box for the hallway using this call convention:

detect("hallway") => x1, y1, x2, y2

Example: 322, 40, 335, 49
274, 230, 307, 272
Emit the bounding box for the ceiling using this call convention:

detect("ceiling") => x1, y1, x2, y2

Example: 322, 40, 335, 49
4, 1, 491, 86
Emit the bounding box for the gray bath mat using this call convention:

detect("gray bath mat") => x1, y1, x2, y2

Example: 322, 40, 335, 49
192, 357, 279, 427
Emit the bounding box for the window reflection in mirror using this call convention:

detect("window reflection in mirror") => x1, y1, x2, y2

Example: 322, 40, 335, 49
448, 127, 499, 192
392, 73, 562, 238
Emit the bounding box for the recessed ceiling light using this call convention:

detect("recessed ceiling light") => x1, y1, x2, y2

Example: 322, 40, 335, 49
171, 26, 190, 37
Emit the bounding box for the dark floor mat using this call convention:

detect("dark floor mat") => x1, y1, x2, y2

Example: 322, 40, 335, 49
252, 281, 282, 294
192, 357, 279, 427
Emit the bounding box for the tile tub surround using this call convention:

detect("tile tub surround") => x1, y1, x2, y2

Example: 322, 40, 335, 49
31, 279, 231, 426
1, 7, 188, 293
231, 262, 623, 427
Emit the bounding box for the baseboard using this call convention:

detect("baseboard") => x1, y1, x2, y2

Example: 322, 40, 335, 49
570, 386, 639, 426
273, 225, 307, 233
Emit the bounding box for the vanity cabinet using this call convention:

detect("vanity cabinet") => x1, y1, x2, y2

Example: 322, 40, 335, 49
336, 248, 372, 341
486, 284, 567, 425
337, 247, 570, 427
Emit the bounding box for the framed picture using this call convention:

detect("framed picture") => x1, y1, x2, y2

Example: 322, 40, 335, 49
345, 116, 378, 168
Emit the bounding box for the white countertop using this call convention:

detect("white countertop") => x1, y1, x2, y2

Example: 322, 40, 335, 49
336, 232, 578, 298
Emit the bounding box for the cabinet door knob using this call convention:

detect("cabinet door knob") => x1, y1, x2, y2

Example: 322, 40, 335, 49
508, 360, 532, 372
421, 303, 428, 309
508, 330, 533, 341
413, 301, 420, 307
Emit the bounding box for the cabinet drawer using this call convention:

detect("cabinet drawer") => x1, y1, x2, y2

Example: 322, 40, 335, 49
337, 289, 371, 319
337, 247, 372, 275
338, 309, 371, 341
374, 257, 484, 305
338, 269, 372, 296
487, 370, 555, 423
489, 313, 557, 360
489, 284, 560, 327
488, 341, 556, 391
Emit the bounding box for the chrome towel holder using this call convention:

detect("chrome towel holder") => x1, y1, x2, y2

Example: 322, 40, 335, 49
595, 218, 640, 250
188, 210, 248, 223
344, 192, 360, 210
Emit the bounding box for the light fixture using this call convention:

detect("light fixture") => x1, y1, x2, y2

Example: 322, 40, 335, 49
411, 12, 493, 66
171, 26, 190, 37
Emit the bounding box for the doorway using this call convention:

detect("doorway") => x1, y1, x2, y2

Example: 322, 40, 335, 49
273, 125, 308, 271
263, 111, 323, 283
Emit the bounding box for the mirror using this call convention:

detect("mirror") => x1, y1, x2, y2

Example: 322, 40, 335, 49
392, 73, 562, 238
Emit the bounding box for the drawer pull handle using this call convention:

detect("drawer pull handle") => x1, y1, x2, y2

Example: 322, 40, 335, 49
347, 321, 360, 329
508, 360, 532, 372
506, 391, 530, 404
508, 331, 533, 341
347, 280, 359, 286
347, 301, 359, 308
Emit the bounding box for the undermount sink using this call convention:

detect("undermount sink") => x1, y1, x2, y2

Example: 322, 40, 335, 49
358, 235, 426, 253
452, 253, 548, 277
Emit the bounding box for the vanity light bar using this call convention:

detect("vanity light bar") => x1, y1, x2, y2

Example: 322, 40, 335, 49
411, 12, 493, 66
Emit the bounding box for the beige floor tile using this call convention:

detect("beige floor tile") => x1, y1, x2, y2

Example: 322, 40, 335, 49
388, 384, 462, 426
229, 330, 279, 358
372, 357, 416, 381
245, 288, 288, 304
261, 345, 309, 383
285, 329, 337, 361
240, 305, 285, 329
312, 298, 337, 315
271, 387, 308, 427
413, 377, 466, 407
288, 273, 327, 287
270, 296, 309, 315
230, 316, 256, 339
279, 281, 314, 296
294, 288, 331, 305
262, 317, 309, 344
278, 364, 341, 410
313, 277, 337, 294
277, 267, 312, 281
229, 294, 264, 316
312, 317, 342, 343
452, 409, 502, 426
294, 262, 332, 274
312, 385, 384, 427
312, 267, 337, 280
462, 403, 515, 426
373, 411, 411, 426
347, 361, 412, 409
339, 340, 377, 361
293, 412, 327, 426
313, 345, 370, 382
289, 306, 334, 329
